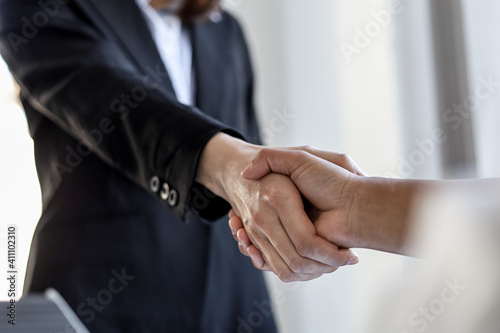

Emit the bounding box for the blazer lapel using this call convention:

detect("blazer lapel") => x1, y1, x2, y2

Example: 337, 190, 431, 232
82, 0, 175, 97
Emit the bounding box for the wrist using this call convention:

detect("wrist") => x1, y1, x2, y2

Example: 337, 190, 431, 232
335, 174, 363, 248
350, 177, 422, 253
196, 132, 260, 201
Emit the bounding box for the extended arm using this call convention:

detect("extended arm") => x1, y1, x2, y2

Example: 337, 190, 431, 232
231, 148, 437, 270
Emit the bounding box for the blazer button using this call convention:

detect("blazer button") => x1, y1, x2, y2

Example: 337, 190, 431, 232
150, 176, 160, 193
210, 11, 223, 23
168, 189, 178, 207
160, 182, 170, 201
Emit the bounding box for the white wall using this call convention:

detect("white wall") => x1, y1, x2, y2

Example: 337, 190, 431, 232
0, 60, 41, 301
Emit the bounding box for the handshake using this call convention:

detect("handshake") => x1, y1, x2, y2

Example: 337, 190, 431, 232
197, 133, 418, 282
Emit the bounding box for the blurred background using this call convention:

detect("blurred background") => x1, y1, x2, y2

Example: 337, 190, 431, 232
1, 0, 500, 332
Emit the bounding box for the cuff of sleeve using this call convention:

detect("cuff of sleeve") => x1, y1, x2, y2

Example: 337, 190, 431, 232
151, 118, 245, 221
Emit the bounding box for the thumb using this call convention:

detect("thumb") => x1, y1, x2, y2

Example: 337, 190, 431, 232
241, 149, 302, 180
287, 147, 367, 177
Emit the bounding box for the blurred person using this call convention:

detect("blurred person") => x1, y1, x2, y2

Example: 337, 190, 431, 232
0, 0, 357, 331
361, 182, 500, 333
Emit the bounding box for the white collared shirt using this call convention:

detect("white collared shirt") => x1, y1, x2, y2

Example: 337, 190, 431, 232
135, 0, 194, 105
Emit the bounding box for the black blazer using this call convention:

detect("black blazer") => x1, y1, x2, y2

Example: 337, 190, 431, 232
0, 0, 276, 332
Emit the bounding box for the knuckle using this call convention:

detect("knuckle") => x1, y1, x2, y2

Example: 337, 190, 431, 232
246, 212, 265, 230
287, 257, 305, 273
242, 223, 262, 242
337, 153, 353, 166
249, 214, 263, 228
299, 145, 317, 154
277, 270, 295, 283
260, 147, 273, 155
295, 150, 310, 160
257, 148, 274, 161
263, 190, 281, 209
295, 239, 313, 258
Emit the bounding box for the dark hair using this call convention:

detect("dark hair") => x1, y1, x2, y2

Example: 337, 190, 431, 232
177, 0, 221, 22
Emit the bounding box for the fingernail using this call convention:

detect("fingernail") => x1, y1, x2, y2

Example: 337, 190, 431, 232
240, 169, 247, 177
347, 256, 359, 265
241, 163, 252, 177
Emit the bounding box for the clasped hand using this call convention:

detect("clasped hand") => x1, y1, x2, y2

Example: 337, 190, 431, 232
228, 146, 366, 282
197, 134, 365, 283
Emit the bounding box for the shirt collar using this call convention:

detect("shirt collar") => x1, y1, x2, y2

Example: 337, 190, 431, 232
135, 0, 183, 12
135, 0, 151, 9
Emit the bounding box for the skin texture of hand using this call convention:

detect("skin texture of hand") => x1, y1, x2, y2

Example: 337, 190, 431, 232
230, 147, 427, 270
196, 135, 359, 282
228, 147, 365, 270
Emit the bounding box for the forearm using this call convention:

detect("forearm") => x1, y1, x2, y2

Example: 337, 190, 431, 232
196, 132, 260, 202
352, 177, 500, 254
350, 177, 434, 254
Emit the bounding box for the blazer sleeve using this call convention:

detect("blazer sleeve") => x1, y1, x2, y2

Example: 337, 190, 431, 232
0, 0, 241, 221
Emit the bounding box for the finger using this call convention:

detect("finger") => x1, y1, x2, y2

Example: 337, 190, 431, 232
310, 151, 366, 176
347, 254, 360, 265
242, 147, 367, 180
287, 147, 367, 177
228, 209, 237, 218
237, 228, 251, 256
248, 240, 328, 281
240, 174, 349, 274
236, 210, 298, 276
247, 245, 271, 271
241, 149, 306, 180
247, 244, 338, 277
229, 215, 243, 242
256, 209, 344, 275
277, 190, 360, 267
244, 211, 337, 280
247, 245, 337, 279
296, 274, 324, 282
238, 241, 248, 257
314, 151, 366, 177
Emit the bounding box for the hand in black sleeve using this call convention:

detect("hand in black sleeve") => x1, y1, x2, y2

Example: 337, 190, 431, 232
0, 0, 238, 219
